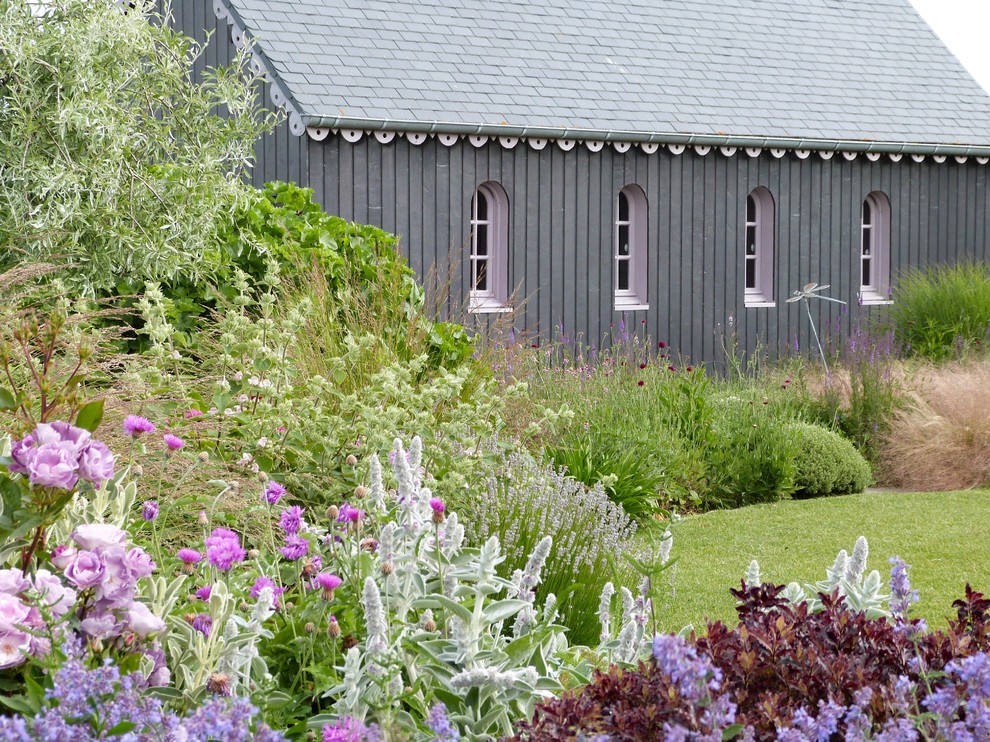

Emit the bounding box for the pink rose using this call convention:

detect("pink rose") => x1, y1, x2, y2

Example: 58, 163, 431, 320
0, 630, 30, 669
31, 570, 76, 619
77, 440, 116, 486
96, 549, 136, 607
7, 434, 35, 476
126, 602, 165, 638
49, 545, 78, 571
0, 594, 30, 631
79, 610, 118, 639
71, 523, 126, 551
26, 443, 79, 490
123, 548, 155, 580
37, 422, 91, 455
64, 550, 105, 589
0, 569, 30, 596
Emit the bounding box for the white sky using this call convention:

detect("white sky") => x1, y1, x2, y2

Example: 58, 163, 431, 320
909, 0, 990, 94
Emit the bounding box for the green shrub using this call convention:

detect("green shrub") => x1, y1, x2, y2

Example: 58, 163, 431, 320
890, 261, 990, 361
786, 422, 872, 498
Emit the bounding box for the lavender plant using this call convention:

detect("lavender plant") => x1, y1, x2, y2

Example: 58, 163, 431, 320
469, 450, 640, 646
0, 641, 284, 741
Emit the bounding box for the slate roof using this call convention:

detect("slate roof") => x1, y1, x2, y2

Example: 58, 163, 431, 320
219, 0, 990, 146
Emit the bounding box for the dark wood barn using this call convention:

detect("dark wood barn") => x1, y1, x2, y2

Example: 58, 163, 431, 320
173, 0, 990, 362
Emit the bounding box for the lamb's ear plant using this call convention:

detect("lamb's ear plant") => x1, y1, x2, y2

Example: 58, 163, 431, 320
767, 536, 891, 618
307, 437, 589, 741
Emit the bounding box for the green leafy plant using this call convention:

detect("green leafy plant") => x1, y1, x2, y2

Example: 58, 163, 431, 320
544, 436, 662, 520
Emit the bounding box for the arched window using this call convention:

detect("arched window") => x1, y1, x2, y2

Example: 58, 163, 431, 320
744, 187, 775, 305
860, 191, 891, 303
469, 181, 509, 312
615, 184, 648, 308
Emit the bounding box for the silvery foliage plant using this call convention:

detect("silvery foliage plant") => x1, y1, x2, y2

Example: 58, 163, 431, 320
597, 526, 674, 664
158, 577, 276, 700
769, 536, 891, 618
319, 437, 584, 740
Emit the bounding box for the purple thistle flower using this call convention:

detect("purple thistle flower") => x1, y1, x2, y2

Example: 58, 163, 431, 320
191, 613, 213, 637
336, 503, 364, 524
279, 535, 309, 561
123, 415, 155, 437
163, 434, 184, 451
249, 577, 276, 599
204, 528, 245, 572
178, 548, 202, 564
322, 717, 380, 742
142, 500, 159, 521
430, 497, 446, 524
264, 481, 286, 505
316, 573, 342, 600
195, 584, 212, 601
279, 505, 304, 535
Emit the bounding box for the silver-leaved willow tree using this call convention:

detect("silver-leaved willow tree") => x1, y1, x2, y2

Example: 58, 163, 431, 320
0, 0, 277, 295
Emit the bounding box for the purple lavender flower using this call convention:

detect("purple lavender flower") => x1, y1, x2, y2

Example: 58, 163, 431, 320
427, 703, 460, 741
889, 556, 920, 618
163, 434, 184, 451
264, 481, 286, 505
279, 535, 309, 561
204, 528, 245, 572
279, 505, 304, 535
142, 500, 159, 521
652, 634, 723, 702
123, 415, 155, 437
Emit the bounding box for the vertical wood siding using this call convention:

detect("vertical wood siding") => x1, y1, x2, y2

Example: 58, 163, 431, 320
175, 1, 990, 366
300, 136, 990, 365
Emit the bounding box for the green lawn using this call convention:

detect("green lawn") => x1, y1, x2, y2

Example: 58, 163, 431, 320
654, 489, 990, 634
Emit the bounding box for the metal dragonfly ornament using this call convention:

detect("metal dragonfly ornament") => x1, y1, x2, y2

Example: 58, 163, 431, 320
785, 282, 847, 376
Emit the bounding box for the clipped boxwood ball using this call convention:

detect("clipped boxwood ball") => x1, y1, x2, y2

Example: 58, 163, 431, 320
786, 422, 872, 498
